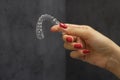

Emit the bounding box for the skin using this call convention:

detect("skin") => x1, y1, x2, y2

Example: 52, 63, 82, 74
51, 24, 120, 78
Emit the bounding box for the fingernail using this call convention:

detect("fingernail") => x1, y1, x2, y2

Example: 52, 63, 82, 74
59, 23, 67, 29
83, 49, 90, 54
74, 43, 82, 49
66, 37, 72, 42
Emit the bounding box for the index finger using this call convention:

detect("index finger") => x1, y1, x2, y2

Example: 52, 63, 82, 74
50, 24, 60, 32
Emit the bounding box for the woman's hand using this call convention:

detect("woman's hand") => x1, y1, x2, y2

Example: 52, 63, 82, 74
51, 23, 120, 78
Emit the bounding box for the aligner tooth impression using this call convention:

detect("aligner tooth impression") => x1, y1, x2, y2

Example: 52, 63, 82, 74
36, 14, 60, 40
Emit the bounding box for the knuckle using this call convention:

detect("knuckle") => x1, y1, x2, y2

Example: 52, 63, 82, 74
81, 25, 93, 30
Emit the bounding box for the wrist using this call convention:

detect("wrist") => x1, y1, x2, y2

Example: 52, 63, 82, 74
105, 45, 120, 78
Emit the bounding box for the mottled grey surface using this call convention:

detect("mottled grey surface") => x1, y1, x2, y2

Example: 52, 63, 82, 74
0, 0, 120, 80
0, 0, 65, 80
66, 0, 120, 80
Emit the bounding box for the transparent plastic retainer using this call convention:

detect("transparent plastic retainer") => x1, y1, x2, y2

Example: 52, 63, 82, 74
36, 14, 60, 40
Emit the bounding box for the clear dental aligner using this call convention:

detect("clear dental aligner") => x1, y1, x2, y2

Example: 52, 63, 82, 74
36, 14, 60, 40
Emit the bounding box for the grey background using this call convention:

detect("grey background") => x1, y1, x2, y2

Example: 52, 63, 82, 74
66, 0, 120, 80
0, 0, 120, 80
0, 0, 65, 80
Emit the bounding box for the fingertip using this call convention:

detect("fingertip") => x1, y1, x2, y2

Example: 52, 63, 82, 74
73, 43, 83, 49
51, 23, 68, 33
70, 49, 90, 59
82, 49, 90, 54
63, 35, 74, 43
50, 25, 59, 32
66, 37, 73, 43
59, 23, 68, 29
70, 51, 78, 59
70, 51, 82, 59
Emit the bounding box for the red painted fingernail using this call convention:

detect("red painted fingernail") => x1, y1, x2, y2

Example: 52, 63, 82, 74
83, 49, 90, 54
66, 37, 72, 42
59, 23, 67, 29
74, 43, 82, 49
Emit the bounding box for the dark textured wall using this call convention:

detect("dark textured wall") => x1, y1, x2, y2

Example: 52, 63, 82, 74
0, 0, 65, 80
0, 0, 120, 80
66, 0, 120, 80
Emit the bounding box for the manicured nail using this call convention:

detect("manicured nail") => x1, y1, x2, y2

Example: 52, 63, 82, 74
83, 49, 90, 54
66, 37, 72, 42
59, 23, 67, 29
74, 43, 82, 49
